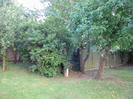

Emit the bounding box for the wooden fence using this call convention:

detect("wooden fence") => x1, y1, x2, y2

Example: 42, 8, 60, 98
81, 49, 128, 72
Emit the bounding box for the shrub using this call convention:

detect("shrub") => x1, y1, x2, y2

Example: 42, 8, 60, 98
30, 48, 67, 77
29, 65, 38, 72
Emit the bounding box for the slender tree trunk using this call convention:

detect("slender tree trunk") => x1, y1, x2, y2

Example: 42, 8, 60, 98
80, 48, 84, 73
13, 48, 17, 64
80, 48, 90, 73
95, 53, 106, 79
95, 48, 109, 80
2, 49, 7, 72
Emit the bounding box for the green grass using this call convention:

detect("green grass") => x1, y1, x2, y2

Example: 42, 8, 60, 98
106, 66, 133, 82
0, 63, 133, 99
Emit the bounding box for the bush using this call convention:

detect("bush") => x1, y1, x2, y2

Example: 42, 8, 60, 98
30, 48, 67, 77
29, 65, 38, 72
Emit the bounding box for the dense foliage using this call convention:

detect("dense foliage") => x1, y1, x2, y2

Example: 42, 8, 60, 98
68, 0, 133, 79
0, 0, 133, 78
30, 48, 67, 77
12, 16, 72, 77
0, 0, 24, 71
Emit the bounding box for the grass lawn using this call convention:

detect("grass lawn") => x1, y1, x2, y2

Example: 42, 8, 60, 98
0, 63, 133, 99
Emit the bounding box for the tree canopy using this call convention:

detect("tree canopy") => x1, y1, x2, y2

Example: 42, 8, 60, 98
0, 0, 133, 78
69, 0, 133, 79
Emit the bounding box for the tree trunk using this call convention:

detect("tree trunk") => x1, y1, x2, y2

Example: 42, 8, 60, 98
95, 54, 106, 79
95, 48, 109, 80
80, 48, 90, 73
13, 48, 17, 64
2, 49, 7, 72
80, 48, 84, 73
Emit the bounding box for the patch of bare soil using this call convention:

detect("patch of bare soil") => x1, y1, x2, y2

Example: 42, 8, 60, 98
68, 71, 91, 80
53, 70, 96, 82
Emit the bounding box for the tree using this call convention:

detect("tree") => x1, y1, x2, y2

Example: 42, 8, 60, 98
12, 11, 74, 77
0, 4, 23, 71
41, 0, 79, 60
67, 0, 89, 73
70, 0, 133, 79
30, 16, 73, 77
45, 0, 89, 73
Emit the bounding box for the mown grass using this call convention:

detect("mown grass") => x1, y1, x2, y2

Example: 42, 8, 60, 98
0, 63, 133, 99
